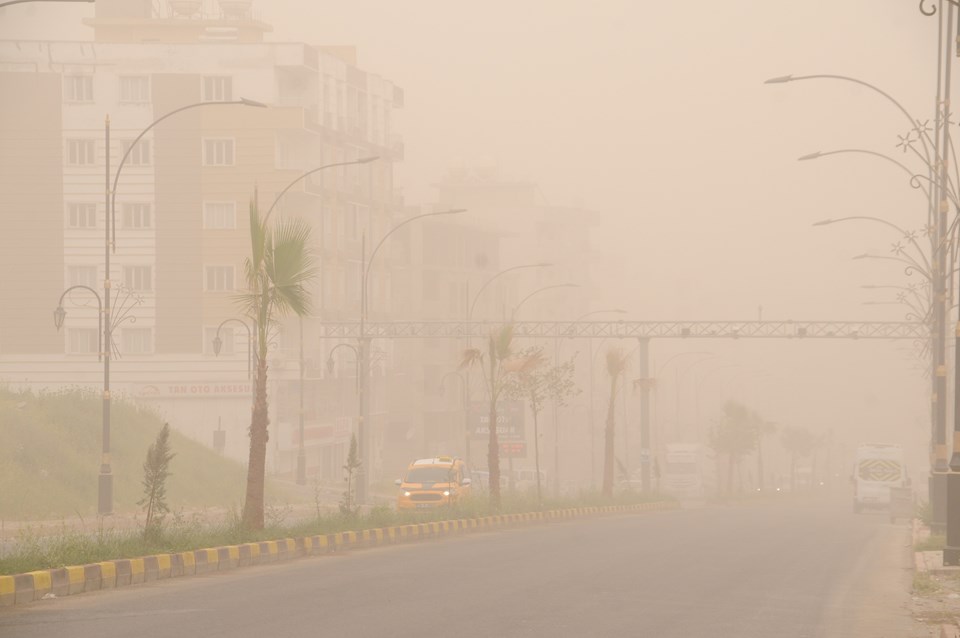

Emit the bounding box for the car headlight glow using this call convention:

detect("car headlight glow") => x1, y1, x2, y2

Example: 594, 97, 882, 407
443, 490, 451, 496
403, 491, 411, 497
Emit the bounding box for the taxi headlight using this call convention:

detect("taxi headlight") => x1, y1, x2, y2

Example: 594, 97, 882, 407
403, 491, 411, 497
443, 490, 451, 496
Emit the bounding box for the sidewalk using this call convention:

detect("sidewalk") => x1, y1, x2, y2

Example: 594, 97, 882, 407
912, 519, 960, 637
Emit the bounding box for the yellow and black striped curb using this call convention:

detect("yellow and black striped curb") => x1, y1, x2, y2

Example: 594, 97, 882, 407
0, 501, 677, 607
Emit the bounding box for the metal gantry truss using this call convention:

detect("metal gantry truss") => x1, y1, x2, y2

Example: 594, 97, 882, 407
318, 319, 928, 341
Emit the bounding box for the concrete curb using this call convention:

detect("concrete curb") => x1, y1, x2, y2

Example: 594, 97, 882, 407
0, 501, 677, 607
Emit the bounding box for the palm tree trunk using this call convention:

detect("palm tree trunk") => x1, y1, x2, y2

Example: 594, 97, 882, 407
602, 375, 617, 497
243, 353, 269, 529
487, 338, 501, 510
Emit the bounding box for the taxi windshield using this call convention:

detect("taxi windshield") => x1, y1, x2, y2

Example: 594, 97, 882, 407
405, 467, 454, 484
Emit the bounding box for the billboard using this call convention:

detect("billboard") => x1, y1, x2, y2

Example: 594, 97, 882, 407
468, 400, 525, 441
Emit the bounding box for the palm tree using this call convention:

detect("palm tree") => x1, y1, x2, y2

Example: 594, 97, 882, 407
780, 425, 818, 491
602, 347, 628, 497
237, 191, 316, 529
461, 324, 534, 509
708, 401, 757, 494
753, 416, 777, 492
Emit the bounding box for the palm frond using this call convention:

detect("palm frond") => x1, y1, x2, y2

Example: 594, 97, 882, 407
493, 324, 515, 361
605, 347, 628, 378
265, 216, 317, 318
460, 348, 484, 370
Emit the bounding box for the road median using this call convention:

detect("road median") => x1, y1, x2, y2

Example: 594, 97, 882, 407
0, 501, 677, 607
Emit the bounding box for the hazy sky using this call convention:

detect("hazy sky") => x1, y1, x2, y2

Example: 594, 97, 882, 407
1, 0, 945, 468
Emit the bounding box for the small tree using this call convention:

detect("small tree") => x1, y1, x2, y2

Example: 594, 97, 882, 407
504, 346, 580, 504
139, 422, 175, 540
340, 433, 362, 516
602, 347, 629, 497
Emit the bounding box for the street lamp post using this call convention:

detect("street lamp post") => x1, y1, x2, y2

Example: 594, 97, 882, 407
561, 309, 625, 491
327, 342, 361, 479
259, 157, 378, 486
0, 0, 92, 7
768, 67, 958, 534
511, 283, 579, 495
357, 208, 468, 504
52, 99, 262, 517
464, 262, 552, 471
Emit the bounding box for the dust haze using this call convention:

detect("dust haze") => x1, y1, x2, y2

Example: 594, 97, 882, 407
0, 1, 936, 506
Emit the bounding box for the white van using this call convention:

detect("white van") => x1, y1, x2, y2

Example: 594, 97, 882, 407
853, 443, 908, 513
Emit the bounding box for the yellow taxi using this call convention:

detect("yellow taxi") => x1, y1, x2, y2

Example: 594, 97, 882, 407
395, 457, 472, 510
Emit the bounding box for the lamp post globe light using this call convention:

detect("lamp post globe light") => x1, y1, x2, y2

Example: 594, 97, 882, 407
355, 208, 468, 504
51, 98, 264, 517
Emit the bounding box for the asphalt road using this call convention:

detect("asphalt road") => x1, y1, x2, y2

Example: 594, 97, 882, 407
0, 493, 918, 638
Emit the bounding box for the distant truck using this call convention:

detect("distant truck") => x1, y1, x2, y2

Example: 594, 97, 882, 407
661, 443, 703, 498
852, 444, 908, 513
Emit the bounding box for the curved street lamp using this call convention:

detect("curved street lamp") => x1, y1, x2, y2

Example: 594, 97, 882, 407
511, 283, 580, 321
0, 0, 92, 6
468, 262, 553, 321
814, 216, 933, 273
63, 98, 266, 517
260, 157, 378, 485
354, 207, 468, 503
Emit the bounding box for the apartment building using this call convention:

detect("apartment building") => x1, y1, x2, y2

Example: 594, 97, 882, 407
0, 0, 403, 479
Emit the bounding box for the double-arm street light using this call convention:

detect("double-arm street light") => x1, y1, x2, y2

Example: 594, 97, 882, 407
52, 98, 264, 516
355, 208, 468, 504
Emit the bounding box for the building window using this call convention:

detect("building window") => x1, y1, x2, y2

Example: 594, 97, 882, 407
123, 265, 152, 292
203, 76, 233, 102
64, 75, 93, 103
66, 139, 95, 166
67, 203, 97, 229
204, 326, 235, 355
203, 201, 237, 229
204, 265, 235, 292
67, 328, 98, 354
67, 265, 98, 288
121, 139, 151, 166
121, 328, 153, 355
203, 138, 235, 166
122, 203, 152, 229
119, 76, 150, 103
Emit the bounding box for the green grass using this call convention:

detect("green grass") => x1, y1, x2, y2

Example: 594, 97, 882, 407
0, 491, 664, 575
916, 534, 947, 552
0, 387, 251, 520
